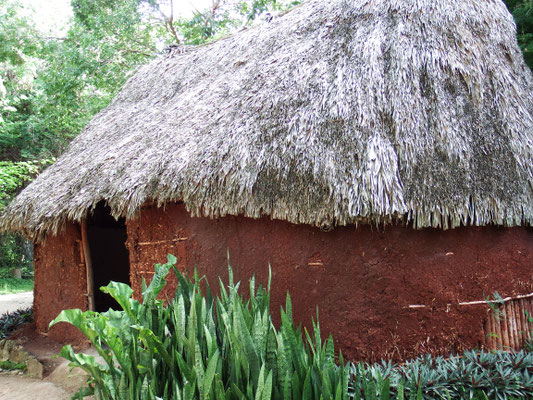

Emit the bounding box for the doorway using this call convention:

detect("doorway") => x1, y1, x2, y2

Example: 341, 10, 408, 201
86, 201, 130, 312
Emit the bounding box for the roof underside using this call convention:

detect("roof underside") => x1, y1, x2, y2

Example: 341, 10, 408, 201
2, 0, 533, 240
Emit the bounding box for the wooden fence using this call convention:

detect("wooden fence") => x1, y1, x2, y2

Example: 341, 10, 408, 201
407, 292, 533, 352
480, 293, 533, 351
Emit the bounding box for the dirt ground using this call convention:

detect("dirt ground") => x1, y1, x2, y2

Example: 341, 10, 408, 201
1, 323, 91, 400
0, 291, 33, 315
0, 375, 71, 400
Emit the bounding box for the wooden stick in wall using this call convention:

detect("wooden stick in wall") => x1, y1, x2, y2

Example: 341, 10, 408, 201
524, 299, 531, 342
509, 302, 516, 350
501, 303, 510, 350
488, 312, 496, 350
494, 310, 503, 350
515, 299, 524, 347
81, 219, 95, 311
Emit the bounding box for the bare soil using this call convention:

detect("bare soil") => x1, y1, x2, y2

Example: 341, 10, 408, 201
1, 323, 91, 400
0, 291, 33, 315
0, 375, 71, 400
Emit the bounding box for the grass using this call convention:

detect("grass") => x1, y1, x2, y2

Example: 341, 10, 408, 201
0, 278, 34, 295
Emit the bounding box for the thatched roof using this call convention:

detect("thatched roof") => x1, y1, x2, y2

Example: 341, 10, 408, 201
2, 0, 533, 240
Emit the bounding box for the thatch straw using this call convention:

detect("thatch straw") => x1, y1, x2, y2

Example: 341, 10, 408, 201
2, 0, 533, 240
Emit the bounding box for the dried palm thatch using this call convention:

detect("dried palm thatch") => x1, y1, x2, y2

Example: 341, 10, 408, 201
2, 0, 533, 240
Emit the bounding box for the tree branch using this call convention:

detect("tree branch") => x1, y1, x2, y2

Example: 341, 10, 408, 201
166, 0, 180, 44
39, 36, 70, 41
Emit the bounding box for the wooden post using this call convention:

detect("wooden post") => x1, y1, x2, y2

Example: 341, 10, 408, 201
494, 309, 503, 350
487, 311, 496, 350
81, 219, 95, 311
524, 299, 533, 340
515, 299, 523, 348
501, 303, 510, 350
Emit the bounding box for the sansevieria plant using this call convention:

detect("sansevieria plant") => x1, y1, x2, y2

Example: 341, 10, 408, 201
50, 254, 351, 400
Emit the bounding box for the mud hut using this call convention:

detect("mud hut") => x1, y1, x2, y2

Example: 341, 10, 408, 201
1, 0, 532, 361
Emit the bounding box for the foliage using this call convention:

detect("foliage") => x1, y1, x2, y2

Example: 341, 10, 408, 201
0, 1, 40, 66
138, 0, 302, 45
350, 351, 533, 400
0, 232, 33, 279
32, 0, 161, 150
0, 306, 33, 339
0, 160, 53, 208
0, 360, 27, 371
0, 0, 300, 164
51, 255, 350, 399
504, 0, 533, 69
0, 278, 34, 295
0, 160, 50, 279
0, 1, 44, 160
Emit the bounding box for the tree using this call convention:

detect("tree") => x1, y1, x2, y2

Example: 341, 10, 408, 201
0, 0, 43, 160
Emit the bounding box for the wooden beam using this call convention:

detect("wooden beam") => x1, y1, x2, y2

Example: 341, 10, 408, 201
136, 237, 189, 246
81, 219, 95, 311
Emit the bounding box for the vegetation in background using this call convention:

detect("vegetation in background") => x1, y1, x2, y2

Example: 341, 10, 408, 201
0, 0, 42, 161
0, 160, 51, 279
52, 256, 533, 399
504, 0, 533, 69
0, 278, 33, 295
0, 306, 33, 339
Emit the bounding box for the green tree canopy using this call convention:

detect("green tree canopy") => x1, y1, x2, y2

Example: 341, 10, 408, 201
504, 0, 533, 69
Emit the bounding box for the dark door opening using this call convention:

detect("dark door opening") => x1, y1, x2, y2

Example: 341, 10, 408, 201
87, 201, 130, 312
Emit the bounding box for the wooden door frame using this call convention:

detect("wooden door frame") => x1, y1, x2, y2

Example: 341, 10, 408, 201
81, 219, 95, 311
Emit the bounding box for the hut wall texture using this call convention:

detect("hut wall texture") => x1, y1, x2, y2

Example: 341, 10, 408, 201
126, 203, 533, 362
33, 221, 88, 343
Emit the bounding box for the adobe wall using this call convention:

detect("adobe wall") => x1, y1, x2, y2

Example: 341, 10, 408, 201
126, 203, 533, 362
33, 222, 88, 344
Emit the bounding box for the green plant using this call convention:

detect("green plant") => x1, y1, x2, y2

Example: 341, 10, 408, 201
0, 360, 26, 371
0, 306, 33, 339
484, 292, 505, 322
0, 277, 34, 294
51, 255, 350, 399
349, 351, 533, 399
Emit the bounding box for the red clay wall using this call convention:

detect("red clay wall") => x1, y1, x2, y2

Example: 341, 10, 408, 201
33, 222, 88, 343
126, 203, 533, 362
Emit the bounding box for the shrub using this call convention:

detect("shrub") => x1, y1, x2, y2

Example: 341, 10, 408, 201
51, 255, 350, 399
350, 351, 533, 399
0, 306, 33, 339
